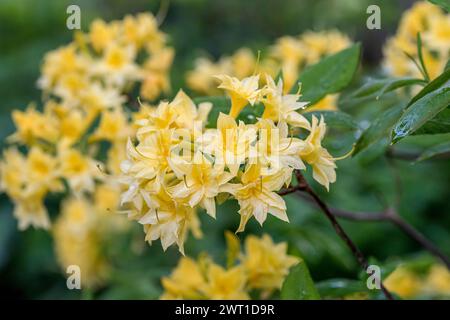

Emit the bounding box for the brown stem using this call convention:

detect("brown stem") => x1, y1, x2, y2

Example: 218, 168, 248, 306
294, 171, 394, 300
292, 192, 450, 269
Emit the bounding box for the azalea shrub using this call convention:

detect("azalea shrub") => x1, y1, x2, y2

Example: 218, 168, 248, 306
0, 0, 449, 300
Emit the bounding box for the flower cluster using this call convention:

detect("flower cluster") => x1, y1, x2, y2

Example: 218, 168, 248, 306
160, 233, 299, 299
385, 263, 450, 299
383, 1, 449, 80
186, 30, 351, 111
0, 13, 170, 285
120, 72, 339, 253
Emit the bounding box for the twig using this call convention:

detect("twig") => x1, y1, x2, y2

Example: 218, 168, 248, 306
293, 170, 394, 300
283, 186, 450, 269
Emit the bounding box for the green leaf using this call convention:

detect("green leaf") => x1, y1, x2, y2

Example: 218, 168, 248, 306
354, 104, 404, 155
303, 111, 359, 131
392, 84, 450, 143
350, 77, 426, 101
280, 260, 320, 300
417, 140, 450, 161
413, 108, 450, 135
292, 44, 361, 104
427, 0, 450, 12
407, 68, 450, 108
416, 33, 430, 82
316, 279, 368, 298
445, 59, 450, 71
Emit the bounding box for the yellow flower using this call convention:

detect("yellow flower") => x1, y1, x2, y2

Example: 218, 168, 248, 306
271, 36, 304, 92
231, 48, 256, 79
1, 147, 61, 230
241, 234, 299, 292
168, 154, 233, 218
261, 74, 310, 129
9, 105, 59, 145
161, 256, 207, 299
383, 1, 449, 81
186, 57, 231, 95
215, 74, 261, 118
138, 189, 200, 253
425, 265, 450, 296
203, 264, 249, 300
59, 146, 101, 195
53, 197, 109, 288
93, 44, 139, 87
300, 30, 351, 65
224, 163, 291, 232
205, 112, 256, 175
91, 108, 131, 142
384, 266, 422, 299
89, 19, 118, 52
299, 116, 336, 190
255, 119, 307, 172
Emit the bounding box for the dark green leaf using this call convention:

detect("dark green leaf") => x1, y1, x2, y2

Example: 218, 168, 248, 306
292, 44, 361, 104
354, 104, 404, 155
316, 279, 368, 298
413, 108, 450, 135
303, 111, 359, 131
350, 77, 426, 101
407, 68, 450, 108
427, 0, 450, 12
416, 33, 430, 82
392, 85, 450, 143
280, 260, 320, 300
417, 140, 450, 161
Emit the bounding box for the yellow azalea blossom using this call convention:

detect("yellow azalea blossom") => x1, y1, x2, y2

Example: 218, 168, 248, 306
186, 57, 231, 95
241, 234, 299, 292
383, 1, 449, 81
271, 36, 304, 92
203, 264, 249, 300
89, 19, 119, 52
299, 116, 337, 191
138, 189, 200, 253
91, 108, 131, 142
0, 148, 52, 230
425, 265, 450, 296
224, 163, 292, 232
202, 112, 256, 175
168, 154, 233, 218
59, 147, 101, 195
215, 74, 261, 118
384, 266, 422, 299
261, 74, 310, 129
231, 48, 257, 79
161, 256, 207, 299
300, 30, 351, 65
53, 197, 109, 288
9, 105, 59, 145
256, 119, 307, 172
93, 44, 140, 87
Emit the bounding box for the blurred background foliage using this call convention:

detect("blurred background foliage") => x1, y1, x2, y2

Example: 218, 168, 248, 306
0, 0, 449, 299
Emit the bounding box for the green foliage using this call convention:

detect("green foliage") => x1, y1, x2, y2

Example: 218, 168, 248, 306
280, 260, 320, 300
291, 44, 361, 104
354, 104, 403, 155
349, 77, 426, 101
427, 0, 450, 12
391, 84, 450, 143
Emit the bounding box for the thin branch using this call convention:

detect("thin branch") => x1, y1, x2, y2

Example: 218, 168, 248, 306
294, 170, 394, 300
293, 191, 450, 269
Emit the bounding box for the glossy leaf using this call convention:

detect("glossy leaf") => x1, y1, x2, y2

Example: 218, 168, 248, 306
280, 260, 320, 300
292, 44, 361, 105
392, 85, 450, 143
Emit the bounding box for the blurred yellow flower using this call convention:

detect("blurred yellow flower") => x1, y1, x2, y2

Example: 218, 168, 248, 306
241, 234, 299, 292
